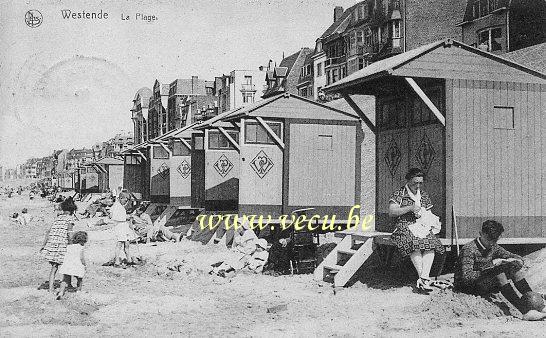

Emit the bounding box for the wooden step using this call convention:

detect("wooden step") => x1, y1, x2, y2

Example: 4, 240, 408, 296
338, 248, 357, 256
323, 264, 343, 273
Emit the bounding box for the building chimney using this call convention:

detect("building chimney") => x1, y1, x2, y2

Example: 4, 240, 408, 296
334, 6, 344, 23
191, 76, 198, 94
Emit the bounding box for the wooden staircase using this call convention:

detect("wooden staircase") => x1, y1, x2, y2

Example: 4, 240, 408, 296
314, 231, 390, 287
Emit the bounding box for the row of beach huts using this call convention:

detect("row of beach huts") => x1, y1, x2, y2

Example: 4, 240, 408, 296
55, 40, 546, 285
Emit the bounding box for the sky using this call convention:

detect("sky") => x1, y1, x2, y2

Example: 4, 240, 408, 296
0, 0, 358, 168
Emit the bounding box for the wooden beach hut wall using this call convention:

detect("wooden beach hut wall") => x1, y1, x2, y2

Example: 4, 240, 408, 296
222, 93, 362, 218
325, 39, 546, 241
93, 157, 124, 193
82, 164, 100, 194
165, 123, 199, 206
122, 142, 150, 200
148, 129, 180, 203
195, 109, 242, 211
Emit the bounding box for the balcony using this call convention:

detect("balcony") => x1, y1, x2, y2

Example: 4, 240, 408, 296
240, 83, 257, 92
324, 55, 347, 68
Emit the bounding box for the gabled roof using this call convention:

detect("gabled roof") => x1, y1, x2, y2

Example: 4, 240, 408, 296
95, 157, 124, 165
319, 5, 357, 40
325, 39, 546, 93
503, 42, 546, 74
220, 92, 359, 121
273, 67, 289, 77
279, 51, 301, 71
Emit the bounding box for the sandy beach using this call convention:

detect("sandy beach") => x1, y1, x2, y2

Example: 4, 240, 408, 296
1, 191, 545, 337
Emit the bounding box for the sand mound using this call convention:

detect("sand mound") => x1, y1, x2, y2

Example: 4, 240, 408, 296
524, 247, 546, 292
420, 292, 504, 320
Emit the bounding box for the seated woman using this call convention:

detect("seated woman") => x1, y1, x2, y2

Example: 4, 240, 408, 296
389, 168, 445, 292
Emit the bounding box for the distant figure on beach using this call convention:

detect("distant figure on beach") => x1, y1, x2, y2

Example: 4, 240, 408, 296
389, 168, 445, 293
56, 231, 88, 300
17, 208, 32, 226
454, 220, 546, 321
40, 197, 77, 293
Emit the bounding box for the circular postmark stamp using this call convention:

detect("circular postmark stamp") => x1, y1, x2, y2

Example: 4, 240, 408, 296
25, 10, 43, 28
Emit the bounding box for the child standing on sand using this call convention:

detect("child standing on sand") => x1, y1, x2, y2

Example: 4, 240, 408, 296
40, 197, 77, 293
56, 231, 88, 300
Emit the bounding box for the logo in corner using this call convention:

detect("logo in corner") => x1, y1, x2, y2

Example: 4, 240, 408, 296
25, 10, 43, 28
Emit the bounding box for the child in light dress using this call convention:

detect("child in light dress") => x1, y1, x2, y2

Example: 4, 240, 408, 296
56, 231, 88, 300
111, 193, 137, 266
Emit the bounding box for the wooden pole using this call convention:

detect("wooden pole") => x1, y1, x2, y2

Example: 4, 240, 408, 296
452, 205, 460, 256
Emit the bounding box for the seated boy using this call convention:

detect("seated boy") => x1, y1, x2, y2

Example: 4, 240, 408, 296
454, 220, 546, 321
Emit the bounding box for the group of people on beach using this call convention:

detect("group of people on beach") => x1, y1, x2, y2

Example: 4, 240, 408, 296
390, 168, 546, 321
35, 170, 545, 321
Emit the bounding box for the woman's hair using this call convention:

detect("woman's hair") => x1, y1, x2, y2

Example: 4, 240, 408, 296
137, 204, 147, 213
12, 212, 19, 218
60, 196, 78, 212
481, 220, 504, 240
405, 168, 425, 181
72, 231, 88, 245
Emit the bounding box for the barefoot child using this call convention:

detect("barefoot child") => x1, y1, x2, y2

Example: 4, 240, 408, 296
40, 197, 77, 293
56, 231, 88, 299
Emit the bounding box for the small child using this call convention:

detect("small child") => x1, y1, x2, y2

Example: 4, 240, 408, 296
40, 197, 77, 293
56, 231, 88, 300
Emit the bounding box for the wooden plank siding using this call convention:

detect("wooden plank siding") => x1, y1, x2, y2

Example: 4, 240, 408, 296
393, 46, 545, 85
287, 122, 357, 217
451, 79, 546, 238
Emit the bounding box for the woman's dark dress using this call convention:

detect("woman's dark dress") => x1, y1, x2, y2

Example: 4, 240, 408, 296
389, 186, 445, 257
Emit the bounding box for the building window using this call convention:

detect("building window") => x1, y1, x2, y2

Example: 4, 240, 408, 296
316, 134, 333, 151
478, 27, 502, 52
208, 130, 238, 150
316, 62, 322, 76
308, 86, 313, 97
300, 87, 308, 97
243, 93, 254, 103
358, 58, 365, 70
153, 146, 169, 159
172, 140, 191, 156
357, 30, 363, 43
392, 20, 401, 38
332, 69, 339, 83
245, 121, 282, 145
365, 27, 372, 46
244, 76, 252, 85
326, 70, 331, 85
306, 64, 312, 75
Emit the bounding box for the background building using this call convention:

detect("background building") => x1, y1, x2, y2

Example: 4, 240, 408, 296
459, 0, 546, 53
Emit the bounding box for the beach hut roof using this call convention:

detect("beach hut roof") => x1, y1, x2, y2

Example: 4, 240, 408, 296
325, 39, 546, 93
